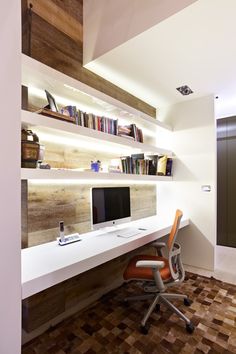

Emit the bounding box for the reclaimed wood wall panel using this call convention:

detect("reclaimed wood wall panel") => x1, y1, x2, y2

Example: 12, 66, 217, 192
22, 0, 156, 118
30, 12, 83, 64
27, 0, 83, 44
41, 141, 113, 170
22, 282, 65, 332
27, 183, 156, 247
51, 0, 83, 24
21, 181, 28, 249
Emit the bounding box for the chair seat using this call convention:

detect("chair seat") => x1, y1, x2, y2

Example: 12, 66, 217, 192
123, 255, 171, 281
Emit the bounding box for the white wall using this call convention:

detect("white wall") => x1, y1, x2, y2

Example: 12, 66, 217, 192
0, 1, 21, 353
83, 0, 198, 65
157, 95, 216, 271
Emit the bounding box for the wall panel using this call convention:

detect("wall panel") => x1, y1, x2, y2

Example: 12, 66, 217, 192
21, 0, 156, 118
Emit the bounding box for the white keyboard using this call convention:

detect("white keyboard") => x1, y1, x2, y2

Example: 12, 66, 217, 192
116, 228, 142, 238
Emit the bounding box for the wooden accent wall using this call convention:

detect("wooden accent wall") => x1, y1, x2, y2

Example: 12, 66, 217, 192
21, 0, 156, 118
24, 182, 156, 247
21, 0, 158, 336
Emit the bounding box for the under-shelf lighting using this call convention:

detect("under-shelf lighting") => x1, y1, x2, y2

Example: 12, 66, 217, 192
37, 132, 139, 155
28, 85, 106, 117
28, 179, 158, 185
63, 83, 89, 95
28, 87, 157, 139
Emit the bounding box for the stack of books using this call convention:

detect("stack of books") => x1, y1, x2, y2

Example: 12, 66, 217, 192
118, 124, 143, 142
61, 106, 118, 136
120, 154, 173, 176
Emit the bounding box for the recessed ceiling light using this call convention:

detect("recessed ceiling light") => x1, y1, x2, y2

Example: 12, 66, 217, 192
176, 85, 193, 96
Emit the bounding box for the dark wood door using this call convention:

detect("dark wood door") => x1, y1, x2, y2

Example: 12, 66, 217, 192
217, 116, 236, 247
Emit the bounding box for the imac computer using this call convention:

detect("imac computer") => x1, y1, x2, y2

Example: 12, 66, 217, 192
91, 187, 131, 230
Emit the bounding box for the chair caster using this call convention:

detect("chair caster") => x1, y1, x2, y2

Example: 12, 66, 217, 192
186, 322, 195, 334
123, 299, 129, 307
156, 303, 160, 312
184, 298, 192, 306
140, 323, 150, 335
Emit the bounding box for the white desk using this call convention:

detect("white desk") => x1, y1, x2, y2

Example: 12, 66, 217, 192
21, 215, 189, 299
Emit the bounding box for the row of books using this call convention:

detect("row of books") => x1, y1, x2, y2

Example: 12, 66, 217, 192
60, 106, 143, 141
120, 154, 172, 176
61, 106, 118, 135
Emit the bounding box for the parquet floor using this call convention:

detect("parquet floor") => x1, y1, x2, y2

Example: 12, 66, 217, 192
22, 273, 236, 354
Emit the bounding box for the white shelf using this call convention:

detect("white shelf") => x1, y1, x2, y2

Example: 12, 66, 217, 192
21, 168, 172, 182
22, 54, 172, 133
21, 110, 173, 156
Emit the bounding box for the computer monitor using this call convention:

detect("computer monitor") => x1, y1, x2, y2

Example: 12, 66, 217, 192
91, 187, 131, 230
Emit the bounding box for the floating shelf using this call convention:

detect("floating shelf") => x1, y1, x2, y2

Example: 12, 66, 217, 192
21, 168, 172, 182
21, 110, 173, 156
22, 54, 172, 133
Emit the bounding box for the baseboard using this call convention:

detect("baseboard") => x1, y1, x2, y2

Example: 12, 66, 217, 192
214, 269, 236, 285
184, 263, 236, 285
184, 264, 214, 278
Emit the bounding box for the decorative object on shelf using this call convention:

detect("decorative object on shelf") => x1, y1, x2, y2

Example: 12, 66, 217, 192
36, 90, 76, 123
39, 163, 51, 169
108, 166, 121, 174
21, 129, 40, 168
91, 160, 101, 172
108, 159, 121, 173
37, 144, 45, 168
37, 108, 76, 123
45, 90, 59, 112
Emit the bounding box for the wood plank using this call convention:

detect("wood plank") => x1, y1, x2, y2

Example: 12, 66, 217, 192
31, 12, 83, 63
22, 0, 30, 55
22, 282, 65, 332
51, 0, 83, 24
21, 181, 28, 249
27, 0, 83, 44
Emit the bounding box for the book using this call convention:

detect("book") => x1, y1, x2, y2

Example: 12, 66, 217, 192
131, 154, 145, 174
157, 155, 167, 175
119, 134, 135, 140
166, 158, 173, 176
145, 155, 159, 175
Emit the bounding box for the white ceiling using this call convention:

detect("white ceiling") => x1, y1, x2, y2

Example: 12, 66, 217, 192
85, 0, 236, 116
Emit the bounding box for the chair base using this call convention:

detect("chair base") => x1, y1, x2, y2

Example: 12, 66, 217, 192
124, 292, 194, 333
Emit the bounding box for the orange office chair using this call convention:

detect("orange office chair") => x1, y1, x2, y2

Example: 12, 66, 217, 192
123, 210, 194, 334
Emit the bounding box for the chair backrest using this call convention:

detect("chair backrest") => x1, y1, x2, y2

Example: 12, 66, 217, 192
167, 209, 184, 281
167, 209, 183, 251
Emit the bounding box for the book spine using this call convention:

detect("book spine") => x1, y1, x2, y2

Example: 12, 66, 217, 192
166, 158, 173, 176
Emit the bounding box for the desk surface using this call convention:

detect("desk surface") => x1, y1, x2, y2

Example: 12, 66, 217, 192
21, 215, 189, 299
